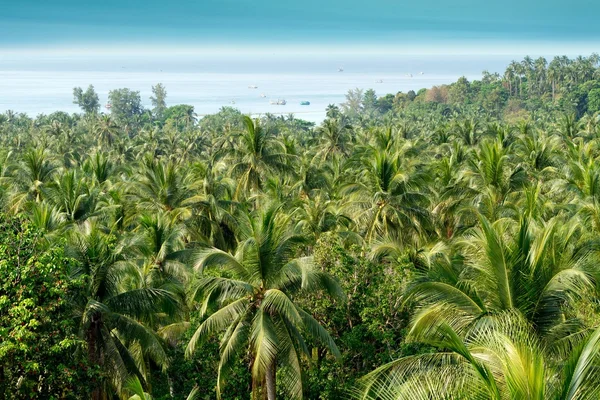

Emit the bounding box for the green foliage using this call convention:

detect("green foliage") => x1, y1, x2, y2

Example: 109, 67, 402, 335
150, 83, 168, 120
0, 215, 96, 399
1, 53, 600, 399
163, 104, 197, 129
299, 234, 425, 398
108, 88, 144, 125
587, 88, 600, 114
73, 85, 100, 114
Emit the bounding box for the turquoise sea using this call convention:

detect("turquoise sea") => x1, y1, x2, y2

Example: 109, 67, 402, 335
0, 53, 518, 122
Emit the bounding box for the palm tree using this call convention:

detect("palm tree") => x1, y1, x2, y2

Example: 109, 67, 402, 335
95, 114, 119, 147
83, 152, 116, 186
534, 56, 548, 95
186, 204, 343, 399
9, 147, 57, 210
325, 104, 341, 119
131, 156, 195, 216
230, 116, 290, 197
292, 192, 350, 245
454, 118, 481, 146
45, 169, 97, 222
342, 147, 431, 244
358, 311, 600, 400
125, 375, 200, 400
315, 118, 352, 161
402, 215, 599, 335
67, 221, 180, 399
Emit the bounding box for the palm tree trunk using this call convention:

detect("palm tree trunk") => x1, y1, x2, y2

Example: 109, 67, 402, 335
87, 318, 102, 400
265, 362, 276, 400
168, 374, 175, 398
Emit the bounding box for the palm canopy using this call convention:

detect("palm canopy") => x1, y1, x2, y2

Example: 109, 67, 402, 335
357, 311, 600, 400
67, 220, 181, 397
230, 116, 292, 196
404, 214, 599, 335
342, 146, 431, 244
186, 203, 343, 399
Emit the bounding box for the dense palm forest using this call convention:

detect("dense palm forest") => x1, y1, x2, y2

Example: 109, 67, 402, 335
2, 54, 600, 399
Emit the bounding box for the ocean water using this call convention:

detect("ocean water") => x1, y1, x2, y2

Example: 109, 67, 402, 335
0, 53, 514, 122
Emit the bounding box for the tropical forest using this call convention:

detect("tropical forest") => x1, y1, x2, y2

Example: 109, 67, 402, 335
3, 54, 600, 400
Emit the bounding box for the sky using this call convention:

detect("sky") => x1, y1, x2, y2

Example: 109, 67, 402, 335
1, 0, 599, 54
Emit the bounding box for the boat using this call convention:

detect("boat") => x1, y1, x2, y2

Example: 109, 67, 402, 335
375, 79, 383, 83
420, 72, 424, 75
230, 100, 236, 105
300, 101, 310, 105
105, 103, 112, 110
248, 85, 258, 89
337, 67, 344, 72
260, 93, 266, 98
270, 99, 287, 105
406, 73, 413, 78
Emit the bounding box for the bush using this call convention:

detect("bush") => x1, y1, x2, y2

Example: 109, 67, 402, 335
0, 215, 95, 399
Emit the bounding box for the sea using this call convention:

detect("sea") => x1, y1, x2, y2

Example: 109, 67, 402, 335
0, 52, 516, 123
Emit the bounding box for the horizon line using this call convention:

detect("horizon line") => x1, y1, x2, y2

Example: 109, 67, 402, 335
2, 40, 599, 57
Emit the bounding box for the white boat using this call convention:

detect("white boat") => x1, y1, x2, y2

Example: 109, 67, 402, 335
260, 93, 266, 98
420, 72, 424, 75
337, 67, 344, 72
105, 103, 112, 110
376, 79, 383, 83
230, 100, 236, 105
248, 85, 258, 89
406, 73, 413, 78
270, 99, 287, 105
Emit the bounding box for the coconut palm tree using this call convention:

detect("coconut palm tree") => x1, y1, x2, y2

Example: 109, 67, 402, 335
130, 156, 195, 217
358, 311, 600, 400
9, 147, 58, 210
402, 214, 599, 336
186, 204, 343, 399
67, 220, 180, 399
342, 147, 431, 244
315, 118, 352, 161
230, 116, 291, 197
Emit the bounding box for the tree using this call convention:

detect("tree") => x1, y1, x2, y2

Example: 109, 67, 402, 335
150, 84, 167, 121
186, 204, 343, 400
316, 118, 352, 161
66, 221, 180, 398
358, 312, 600, 400
108, 88, 144, 125
0, 215, 95, 398
588, 88, 600, 114
230, 116, 290, 196
375, 94, 395, 113
325, 104, 341, 119
73, 85, 100, 114
341, 88, 364, 118
448, 77, 471, 104
342, 147, 430, 244
363, 89, 378, 114
163, 104, 196, 130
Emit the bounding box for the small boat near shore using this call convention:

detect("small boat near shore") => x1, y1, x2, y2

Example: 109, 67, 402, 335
300, 101, 310, 105
270, 99, 287, 105
248, 85, 258, 89
260, 93, 266, 98
375, 79, 383, 83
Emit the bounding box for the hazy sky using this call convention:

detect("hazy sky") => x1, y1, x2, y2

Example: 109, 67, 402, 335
2, 0, 599, 52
